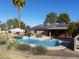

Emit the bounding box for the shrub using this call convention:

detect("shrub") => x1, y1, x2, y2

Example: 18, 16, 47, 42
0, 40, 6, 45
7, 40, 19, 50
31, 46, 47, 55
17, 44, 31, 51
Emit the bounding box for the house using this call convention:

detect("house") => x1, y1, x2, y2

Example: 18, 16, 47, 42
31, 22, 68, 38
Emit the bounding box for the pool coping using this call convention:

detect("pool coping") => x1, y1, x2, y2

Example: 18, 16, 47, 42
19, 41, 66, 50
30, 44, 66, 50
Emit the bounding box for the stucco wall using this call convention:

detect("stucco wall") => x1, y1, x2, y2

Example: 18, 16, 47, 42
31, 30, 44, 34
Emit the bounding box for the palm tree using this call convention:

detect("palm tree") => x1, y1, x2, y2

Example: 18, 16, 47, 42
45, 12, 57, 24
12, 0, 26, 28
58, 13, 70, 24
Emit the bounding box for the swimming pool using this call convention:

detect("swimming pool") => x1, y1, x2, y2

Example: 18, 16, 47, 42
16, 37, 60, 47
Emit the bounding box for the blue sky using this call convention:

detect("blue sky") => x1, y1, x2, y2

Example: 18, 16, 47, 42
0, 0, 79, 27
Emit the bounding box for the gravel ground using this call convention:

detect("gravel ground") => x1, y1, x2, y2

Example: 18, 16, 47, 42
46, 49, 79, 57
0, 44, 79, 59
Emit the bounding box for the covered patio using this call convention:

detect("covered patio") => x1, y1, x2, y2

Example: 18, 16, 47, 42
32, 23, 68, 38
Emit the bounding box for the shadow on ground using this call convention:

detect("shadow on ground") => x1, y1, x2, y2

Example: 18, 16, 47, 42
59, 38, 74, 50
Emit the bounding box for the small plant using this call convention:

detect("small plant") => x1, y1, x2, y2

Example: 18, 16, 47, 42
17, 44, 31, 51
36, 34, 42, 37
7, 40, 19, 50
0, 40, 6, 45
31, 46, 47, 55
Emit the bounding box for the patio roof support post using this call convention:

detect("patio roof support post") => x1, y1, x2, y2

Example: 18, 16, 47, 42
47, 30, 49, 36
65, 31, 67, 39
49, 31, 51, 36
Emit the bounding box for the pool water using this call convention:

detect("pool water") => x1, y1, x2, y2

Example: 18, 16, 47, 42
16, 37, 60, 47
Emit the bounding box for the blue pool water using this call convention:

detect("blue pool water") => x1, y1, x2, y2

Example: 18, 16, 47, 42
16, 37, 60, 47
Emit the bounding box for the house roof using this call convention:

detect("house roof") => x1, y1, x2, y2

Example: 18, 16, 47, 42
31, 24, 47, 30
32, 23, 68, 30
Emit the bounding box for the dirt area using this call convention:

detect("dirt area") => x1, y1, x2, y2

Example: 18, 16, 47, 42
0, 45, 79, 59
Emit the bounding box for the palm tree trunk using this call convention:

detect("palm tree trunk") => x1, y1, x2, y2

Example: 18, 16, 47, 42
18, 9, 21, 28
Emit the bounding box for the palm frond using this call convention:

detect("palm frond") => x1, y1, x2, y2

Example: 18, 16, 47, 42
12, 0, 26, 9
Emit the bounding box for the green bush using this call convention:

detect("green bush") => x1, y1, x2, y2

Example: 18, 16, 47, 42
0, 40, 6, 45
7, 40, 19, 50
31, 46, 47, 55
17, 44, 31, 51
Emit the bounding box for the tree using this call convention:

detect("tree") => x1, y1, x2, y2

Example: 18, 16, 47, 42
12, 0, 26, 28
76, 22, 79, 29
58, 13, 70, 24
0, 21, 1, 23
6, 18, 18, 29
0, 21, 2, 28
13, 18, 19, 28
20, 21, 26, 29
67, 22, 77, 37
6, 18, 26, 29
74, 22, 79, 36
6, 19, 14, 29
44, 12, 57, 25
0, 23, 6, 30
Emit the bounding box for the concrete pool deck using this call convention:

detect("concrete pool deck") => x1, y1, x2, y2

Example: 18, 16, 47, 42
30, 44, 66, 50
